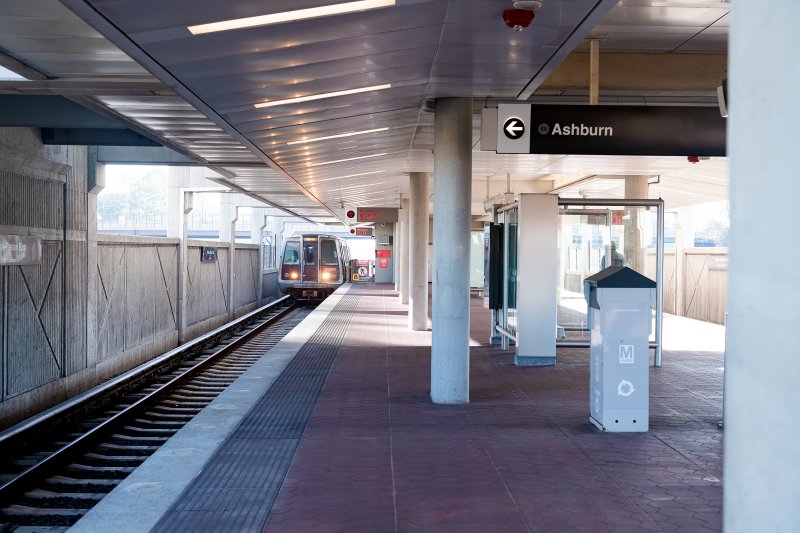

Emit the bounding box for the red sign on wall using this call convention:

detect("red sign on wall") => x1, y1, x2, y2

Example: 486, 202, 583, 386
376, 249, 391, 258
611, 210, 624, 225
356, 207, 398, 223
379, 258, 388, 269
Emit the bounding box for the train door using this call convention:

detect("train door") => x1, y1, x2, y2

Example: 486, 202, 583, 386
301, 236, 319, 282
320, 237, 340, 282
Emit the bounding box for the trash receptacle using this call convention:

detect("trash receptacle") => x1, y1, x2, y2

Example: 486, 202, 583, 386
584, 266, 656, 432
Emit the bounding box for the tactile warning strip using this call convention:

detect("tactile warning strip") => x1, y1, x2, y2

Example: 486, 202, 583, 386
151, 292, 360, 533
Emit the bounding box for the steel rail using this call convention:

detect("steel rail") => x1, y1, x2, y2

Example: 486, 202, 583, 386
0, 297, 294, 505
0, 295, 291, 450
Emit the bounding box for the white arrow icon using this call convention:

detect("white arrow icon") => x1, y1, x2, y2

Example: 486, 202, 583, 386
503, 117, 525, 140
506, 120, 523, 136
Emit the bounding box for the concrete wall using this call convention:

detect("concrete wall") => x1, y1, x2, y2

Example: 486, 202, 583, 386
262, 269, 279, 302
94, 235, 179, 379
646, 248, 728, 325
0, 128, 90, 425
0, 128, 276, 427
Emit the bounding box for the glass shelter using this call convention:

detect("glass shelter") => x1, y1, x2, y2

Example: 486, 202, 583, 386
491, 197, 665, 366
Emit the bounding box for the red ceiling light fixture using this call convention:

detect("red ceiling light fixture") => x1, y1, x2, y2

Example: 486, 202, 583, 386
503, 1, 542, 31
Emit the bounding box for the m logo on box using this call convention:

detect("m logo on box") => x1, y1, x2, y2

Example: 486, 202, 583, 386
619, 345, 634, 364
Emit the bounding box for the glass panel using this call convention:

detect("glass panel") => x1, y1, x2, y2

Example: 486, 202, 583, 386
282, 240, 300, 265
557, 205, 658, 342
320, 238, 338, 265
506, 208, 519, 334
304, 243, 317, 264
302, 238, 319, 281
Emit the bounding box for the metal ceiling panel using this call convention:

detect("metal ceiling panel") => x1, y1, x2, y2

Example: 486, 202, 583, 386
0, 0, 730, 222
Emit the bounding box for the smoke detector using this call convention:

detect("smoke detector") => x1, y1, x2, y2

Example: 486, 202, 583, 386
513, 0, 543, 9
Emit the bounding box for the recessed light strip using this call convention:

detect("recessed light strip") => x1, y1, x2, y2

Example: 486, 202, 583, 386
287, 127, 389, 145
189, 0, 395, 35
307, 170, 387, 185
308, 153, 387, 167
255, 84, 391, 109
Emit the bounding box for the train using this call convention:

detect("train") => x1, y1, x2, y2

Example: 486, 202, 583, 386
278, 233, 351, 301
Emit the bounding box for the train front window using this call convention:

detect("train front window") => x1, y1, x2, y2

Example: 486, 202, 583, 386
282, 241, 300, 265
321, 239, 338, 265
304, 242, 317, 265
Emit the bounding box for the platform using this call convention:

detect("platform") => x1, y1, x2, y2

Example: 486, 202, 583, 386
72, 283, 723, 532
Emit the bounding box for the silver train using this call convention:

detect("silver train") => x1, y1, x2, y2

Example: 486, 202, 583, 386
278, 233, 351, 301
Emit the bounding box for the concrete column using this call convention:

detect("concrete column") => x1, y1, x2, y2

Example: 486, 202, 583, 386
219, 194, 235, 243
166, 167, 190, 238
226, 203, 238, 321
250, 208, 266, 245
256, 213, 267, 307
408, 172, 429, 330
430, 97, 472, 404
399, 198, 410, 304
86, 153, 105, 368
726, 3, 800, 531
624, 175, 649, 273
177, 192, 193, 343
674, 218, 685, 316
515, 194, 558, 366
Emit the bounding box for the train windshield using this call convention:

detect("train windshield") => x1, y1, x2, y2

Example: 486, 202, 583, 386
282, 241, 301, 265
320, 239, 338, 265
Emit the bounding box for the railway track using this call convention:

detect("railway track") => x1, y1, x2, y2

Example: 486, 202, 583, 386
0, 297, 311, 532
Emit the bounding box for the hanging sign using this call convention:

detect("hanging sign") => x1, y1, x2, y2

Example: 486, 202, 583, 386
356, 207, 398, 223
0, 235, 42, 265
495, 104, 726, 156
355, 228, 373, 236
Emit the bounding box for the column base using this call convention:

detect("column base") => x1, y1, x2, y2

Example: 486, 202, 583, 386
515, 355, 556, 367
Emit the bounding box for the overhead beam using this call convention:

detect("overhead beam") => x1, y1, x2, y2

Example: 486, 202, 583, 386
517, 0, 619, 99
0, 51, 46, 81
96, 145, 196, 164
0, 95, 126, 128
41, 128, 161, 147
539, 52, 727, 93
0, 77, 174, 97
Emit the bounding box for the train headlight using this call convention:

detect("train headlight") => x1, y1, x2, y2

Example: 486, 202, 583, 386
290, 272, 299, 280
321, 271, 331, 281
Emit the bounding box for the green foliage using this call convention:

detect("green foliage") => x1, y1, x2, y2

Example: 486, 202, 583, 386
97, 168, 167, 224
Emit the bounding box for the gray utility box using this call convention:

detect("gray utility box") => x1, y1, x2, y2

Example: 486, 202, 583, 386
584, 266, 656, 433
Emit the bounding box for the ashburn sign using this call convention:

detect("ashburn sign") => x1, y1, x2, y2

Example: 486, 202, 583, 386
496, 104, 726, 157
0, 235, 43, 266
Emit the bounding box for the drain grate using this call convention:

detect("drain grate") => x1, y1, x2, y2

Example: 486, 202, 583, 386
152, 292, 360, 533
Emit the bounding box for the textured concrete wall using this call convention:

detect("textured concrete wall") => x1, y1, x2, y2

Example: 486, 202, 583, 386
0, 129, 266, 428
234, 245, 259, 314
0, 127, 89, 425
95, 235, 179, 376
262, 270, 279, 302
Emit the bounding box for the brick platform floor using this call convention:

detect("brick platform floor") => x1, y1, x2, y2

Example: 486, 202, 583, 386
265, 284, 723, 532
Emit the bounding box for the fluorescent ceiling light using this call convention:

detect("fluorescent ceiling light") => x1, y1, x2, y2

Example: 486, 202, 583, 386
307, 170, 387, 185
308, 153, 387, 167
326, 170, 387, 180
188, 0, 396, 35
287, 127, 389, 145
254, 84, 391, 109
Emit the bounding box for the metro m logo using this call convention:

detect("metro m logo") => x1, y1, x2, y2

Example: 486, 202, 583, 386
619, 345, 634, 364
